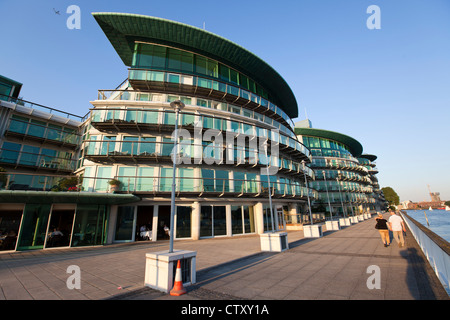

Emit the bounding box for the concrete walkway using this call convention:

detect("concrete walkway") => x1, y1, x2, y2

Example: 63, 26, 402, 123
0, 214, 448, 300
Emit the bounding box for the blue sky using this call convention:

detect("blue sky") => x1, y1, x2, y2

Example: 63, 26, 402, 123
1, 0, 449, 202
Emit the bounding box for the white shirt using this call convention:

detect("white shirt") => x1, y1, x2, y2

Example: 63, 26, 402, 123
388, 215, 404, 231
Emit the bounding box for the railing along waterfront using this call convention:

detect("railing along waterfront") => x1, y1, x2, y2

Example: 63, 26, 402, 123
401, 211, 450, 295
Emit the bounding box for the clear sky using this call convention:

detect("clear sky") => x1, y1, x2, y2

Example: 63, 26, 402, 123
1, 0, 449, 202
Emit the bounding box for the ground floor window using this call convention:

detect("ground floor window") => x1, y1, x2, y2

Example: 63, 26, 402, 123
115, 206, 135, 241
17, 204, 51, 250
176, 206, 191, 238
200, 205, 226, 237
71, 205, 106, 247
0, 209, 22, 251
231, 205, 255, 235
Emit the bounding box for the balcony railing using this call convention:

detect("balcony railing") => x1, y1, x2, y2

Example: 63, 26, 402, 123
88, 107, 311, 161
0, 93, 88, 122
82, 139, 315, 179
126, 69, 296, 130
0, 172, 318, 200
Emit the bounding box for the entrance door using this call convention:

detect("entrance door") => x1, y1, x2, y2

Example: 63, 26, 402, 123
45, 209, 75, 248
136, 206, 153, 241
158, 205, 171, 240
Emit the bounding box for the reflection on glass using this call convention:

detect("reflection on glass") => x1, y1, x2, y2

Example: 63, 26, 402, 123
17, 204, 51, 250
45, 210, 75, 248
115, 206, 135, 241
71, 205, 106, 247
176, 206, 191, 238
0, 210, 22, 251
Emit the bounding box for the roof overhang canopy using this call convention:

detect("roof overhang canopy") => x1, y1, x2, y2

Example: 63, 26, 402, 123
0, 191, 141, 205
294, 127, 363, 157
92, 12, 298, 118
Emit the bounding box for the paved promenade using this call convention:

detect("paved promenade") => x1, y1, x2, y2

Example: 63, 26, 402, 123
0, 213, 448, 300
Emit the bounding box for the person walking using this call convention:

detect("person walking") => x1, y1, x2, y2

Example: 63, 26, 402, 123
388, 210, 406, 247
375, 213, 390, 247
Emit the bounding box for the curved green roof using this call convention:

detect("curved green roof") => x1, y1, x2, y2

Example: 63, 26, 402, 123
92, 12, 298, 118
360, 154, 377, 161
294, 127, 363, 157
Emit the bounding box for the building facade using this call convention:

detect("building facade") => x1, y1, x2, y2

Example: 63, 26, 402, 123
0, 13, 315, 251
294, 120, 385, 220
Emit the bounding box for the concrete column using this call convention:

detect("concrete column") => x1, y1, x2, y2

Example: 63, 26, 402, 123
288, 203, 299, 224
106, 205, 118, 244
226, 205, 232, 236
152, 205, 159, 242
254, 202, 265, 234
191, 201, 201, 240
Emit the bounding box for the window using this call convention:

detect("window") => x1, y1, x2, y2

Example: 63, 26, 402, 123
121, 136, 139, 155
137, 167, 154, 191
95, 167, 112, 191
20, 145, 40, 166
139, 137, 156, 155
159, 167, 173, 192
118, 167, 136, 192
0, 142, 21, 164
178, 168, 194, 191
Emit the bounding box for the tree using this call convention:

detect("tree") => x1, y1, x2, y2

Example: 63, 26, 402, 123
382, 187, 400, 206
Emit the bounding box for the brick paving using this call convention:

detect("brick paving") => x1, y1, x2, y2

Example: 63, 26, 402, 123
0, 214, 448, 300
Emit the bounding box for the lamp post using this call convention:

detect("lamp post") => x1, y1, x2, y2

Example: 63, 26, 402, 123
264, 139, 274, 232
322, 170, 333, 221
302, 160, 313, 225
336, 174, 347, 218
168, 100, 185, 253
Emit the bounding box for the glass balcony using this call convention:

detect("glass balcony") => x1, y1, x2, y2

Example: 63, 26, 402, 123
0, 147, 76, 172
88, 107, 310, 161
5, 117, 81, 149
126, 69, 296, 130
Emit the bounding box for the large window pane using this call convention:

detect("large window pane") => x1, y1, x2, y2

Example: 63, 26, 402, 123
176, 206, 191, 238
0, 210, 22, 251
200, 206, 212, 237
178, 168, 194, 191
115, 206, 135, 241
231, 206, 243, 235
118, 167, 136, 192
159, 167, 173, 192
1, 142, 21, 164
71, 205, 106, 247
96, 166, 112, 191
17, 204, 51, 250
137, 167, 154, 191
213, 206, 226, 236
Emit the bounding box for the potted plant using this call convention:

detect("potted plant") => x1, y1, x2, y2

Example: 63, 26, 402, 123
108, 179, 121, 192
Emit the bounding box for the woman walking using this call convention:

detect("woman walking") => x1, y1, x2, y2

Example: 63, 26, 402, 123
375, 213, 390, 247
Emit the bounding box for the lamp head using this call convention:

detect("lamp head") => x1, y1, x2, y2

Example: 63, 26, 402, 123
170, 100, 185, 112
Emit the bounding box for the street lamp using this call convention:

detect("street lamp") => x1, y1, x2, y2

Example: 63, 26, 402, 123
322, 170, 333, 221
302, 160, 313, 225
263, 139, 275, 232
168, 100, 185, 253
336, 174, 347, 218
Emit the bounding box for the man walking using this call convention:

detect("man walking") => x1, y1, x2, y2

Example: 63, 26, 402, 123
388, 210, 406, 247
